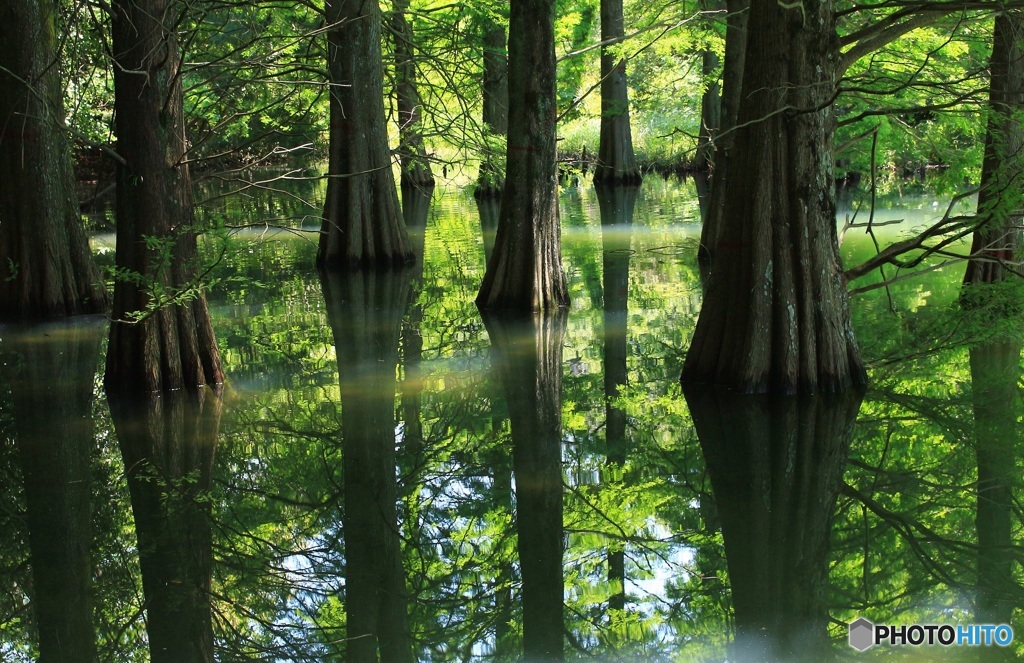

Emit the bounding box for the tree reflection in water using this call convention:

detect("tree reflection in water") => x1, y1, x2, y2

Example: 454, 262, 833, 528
684, 386, 863, 662
110, 387, 222, 663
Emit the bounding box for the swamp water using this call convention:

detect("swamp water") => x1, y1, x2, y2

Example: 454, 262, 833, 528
0, 178, 1020, 661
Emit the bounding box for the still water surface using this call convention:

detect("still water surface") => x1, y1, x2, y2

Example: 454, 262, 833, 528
0, 178, 1020, 661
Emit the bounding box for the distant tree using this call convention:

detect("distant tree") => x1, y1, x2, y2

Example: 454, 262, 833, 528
105, 0, 224, 393
682, 0, 866, 394
592, 0, 641, 185
391, 0, 434, 187
476, 13, 509, 197
0, 1, 108, 319
476, 0, 568, 310
319, 0, 412, 268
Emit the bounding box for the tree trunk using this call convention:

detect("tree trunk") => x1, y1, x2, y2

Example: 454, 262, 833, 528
476, 0, 568, 311
321, 268, 414, 663
476, 19, 509, 197
684, 387, 862, 661
682, 0, 866, 394
962, 11, 1024, 290
698, 0, 749, 268
106, 0, 224, 393
0, 1, 108, 320
592, 0, 641, 185
320, 0, 412, 269
481, 310, 567, 661
3, 320, 103, 662
695, 47, 721, 172
391, 0, 433, 187
111, 389, 221, 663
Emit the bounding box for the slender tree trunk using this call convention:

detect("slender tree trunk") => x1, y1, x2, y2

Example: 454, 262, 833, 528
0, 1, 107, 319
481, 310, 567, 661
592, 0, 641, 185
682, 0, 866, 394
476, 0, 568, 311
320, 0, 412, 268
962, 11, 1024, 290
698, 0, 749, 268
684, 387, 862, 661
106, 0, 224, 393
476, 20, 509, 197
695, 48, 721, 172
111, 389, 222, 663
4, 321, 103, 662
321, 269, 414, 663
391, 0, 433, 187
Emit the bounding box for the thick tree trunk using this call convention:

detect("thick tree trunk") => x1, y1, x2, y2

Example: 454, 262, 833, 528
682, 0, 866, 394
0, 1, 108, 319
481, 310, 567, 661
476, 0, 568, 311
320, 0, 412, 268
3, 320, 103, 662
111, 389, 221, 663
684, 387, 862, 661
962, 12, 1024, 289
106, 0, 224, 393
321, 269, 414, 663
970, 341, 1020, 631
592, 0, 641, 185
391, 0, 433, 187
476, 20, 509, 197
698, 0, 749, 268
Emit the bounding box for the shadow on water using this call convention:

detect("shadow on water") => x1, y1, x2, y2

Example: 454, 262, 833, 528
683, 386, 864, 662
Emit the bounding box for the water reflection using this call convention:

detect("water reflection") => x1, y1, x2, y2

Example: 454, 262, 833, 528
5, 181, 1024, 660
110, 388, 222, 662
684, 387, 864, 662
481, 309, 568, 661
321, 268, 415, 662
971, 341, 1020, 649
1, 320, 103, 662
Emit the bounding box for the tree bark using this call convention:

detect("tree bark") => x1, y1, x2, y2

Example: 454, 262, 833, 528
0, 0, 108, 320
481, 309, 567, 661
111, 388, 222, 663
320, 0, 412, 269
682, 0, 866, 394
962, 11, 1024, 290
106, 0, 224, 393
684, 387, 862, 662
321, 268, 414, 663
3, 320, 103, 662
592, 0, 641, 185
698, 0, 748, 268
476, 0, 568, 311
391, 0, 433, 187
476, 19, 509, 197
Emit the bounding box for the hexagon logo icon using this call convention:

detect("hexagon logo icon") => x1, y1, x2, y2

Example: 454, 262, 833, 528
849, 617, 875, 651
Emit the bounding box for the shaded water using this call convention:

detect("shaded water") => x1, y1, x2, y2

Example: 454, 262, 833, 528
0, 178, 1021, 661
